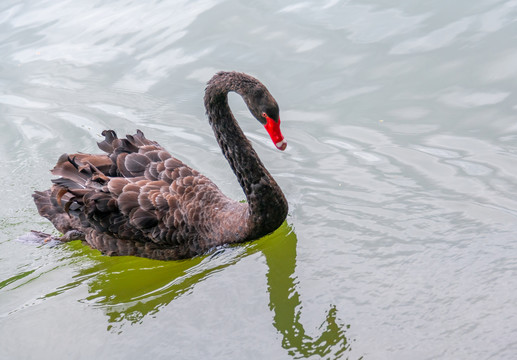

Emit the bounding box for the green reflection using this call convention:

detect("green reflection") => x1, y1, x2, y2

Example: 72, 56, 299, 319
261, 226, 358, 359
54, 223, 355, 357
0, 269, 36, 290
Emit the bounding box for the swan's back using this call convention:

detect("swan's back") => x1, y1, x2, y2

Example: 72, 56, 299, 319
34, 130, 247, 260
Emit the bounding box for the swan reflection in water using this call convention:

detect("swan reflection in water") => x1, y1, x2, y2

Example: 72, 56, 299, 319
55, 223, 355, 358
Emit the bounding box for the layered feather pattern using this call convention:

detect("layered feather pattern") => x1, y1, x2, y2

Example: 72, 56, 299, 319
34, 129, 248, 259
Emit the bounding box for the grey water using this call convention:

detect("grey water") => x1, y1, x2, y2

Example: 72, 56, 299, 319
1, 0, 517, 359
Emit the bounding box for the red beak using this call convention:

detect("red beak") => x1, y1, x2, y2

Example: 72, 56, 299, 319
264, 116, 287, 151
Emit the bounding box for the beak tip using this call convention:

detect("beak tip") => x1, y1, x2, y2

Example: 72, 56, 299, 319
275, 140, 287, 151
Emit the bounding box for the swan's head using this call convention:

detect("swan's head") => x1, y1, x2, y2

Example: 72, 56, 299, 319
244, 87, 287, 151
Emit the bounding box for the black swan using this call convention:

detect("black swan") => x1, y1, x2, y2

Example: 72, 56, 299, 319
32, 71, 288, 260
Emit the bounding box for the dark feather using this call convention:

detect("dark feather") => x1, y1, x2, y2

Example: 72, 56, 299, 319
117, 191, 139, 215
125, 153, 151, 175
130, 208, 158, 229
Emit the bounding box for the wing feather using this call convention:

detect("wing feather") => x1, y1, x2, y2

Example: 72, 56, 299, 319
34, 129, 234, 259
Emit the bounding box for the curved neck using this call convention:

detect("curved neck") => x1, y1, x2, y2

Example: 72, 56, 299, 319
204, 72, 288, 239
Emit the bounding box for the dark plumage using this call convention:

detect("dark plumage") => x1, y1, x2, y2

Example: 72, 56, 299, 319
32, 71, 288, 260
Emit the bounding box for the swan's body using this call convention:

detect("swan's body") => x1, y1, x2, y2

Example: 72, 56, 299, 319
33, 71, 288, 260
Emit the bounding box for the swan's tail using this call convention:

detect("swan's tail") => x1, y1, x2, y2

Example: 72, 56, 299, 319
32, 189, 75, 234
31, 130, 162, 238
30, 129, 172, 253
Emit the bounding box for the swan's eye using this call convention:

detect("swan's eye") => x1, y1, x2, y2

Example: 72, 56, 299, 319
261, 112, 267, 118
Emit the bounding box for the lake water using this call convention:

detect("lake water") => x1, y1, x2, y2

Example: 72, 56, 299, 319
1, 0, 517, 359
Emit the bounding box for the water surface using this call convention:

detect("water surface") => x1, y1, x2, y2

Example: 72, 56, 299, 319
1, 0, 517, 359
